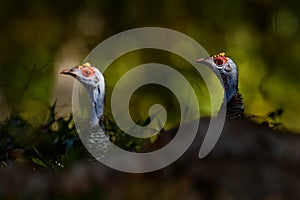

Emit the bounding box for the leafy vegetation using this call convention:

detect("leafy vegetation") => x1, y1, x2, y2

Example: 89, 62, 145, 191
0, 102, 161, 170
0, 103, 84, 170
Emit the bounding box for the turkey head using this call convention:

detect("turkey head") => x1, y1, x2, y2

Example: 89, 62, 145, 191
61, 62, 105, 126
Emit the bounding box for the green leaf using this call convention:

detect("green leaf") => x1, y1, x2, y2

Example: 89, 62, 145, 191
32, 157, 48, 168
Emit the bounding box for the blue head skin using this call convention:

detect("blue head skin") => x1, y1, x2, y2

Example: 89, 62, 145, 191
61, 63, 105, 126
197, 53, 239, 103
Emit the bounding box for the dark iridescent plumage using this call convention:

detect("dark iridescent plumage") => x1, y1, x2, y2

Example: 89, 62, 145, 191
197, 53, 244, 119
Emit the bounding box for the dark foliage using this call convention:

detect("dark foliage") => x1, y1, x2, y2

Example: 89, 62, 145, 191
0, 103, 88, 170
0, 103, 160, 170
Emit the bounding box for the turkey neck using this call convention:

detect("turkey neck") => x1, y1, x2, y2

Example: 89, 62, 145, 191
220, 70, 243, 118
85, 80, 105, 127
226, 92, 244, 119
218, 68, 238, 103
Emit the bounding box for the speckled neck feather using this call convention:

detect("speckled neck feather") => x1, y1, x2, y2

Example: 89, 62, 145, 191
226, 92, 244, 119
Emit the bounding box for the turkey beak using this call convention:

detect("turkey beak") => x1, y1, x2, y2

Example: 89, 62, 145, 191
60, 68, 79, 78
196, 57, 215, 69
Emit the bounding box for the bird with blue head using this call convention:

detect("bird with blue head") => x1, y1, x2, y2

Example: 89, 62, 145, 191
197, 53, 244, 119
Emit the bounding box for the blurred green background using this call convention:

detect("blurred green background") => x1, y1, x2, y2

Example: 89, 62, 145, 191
0, 0, 299, 131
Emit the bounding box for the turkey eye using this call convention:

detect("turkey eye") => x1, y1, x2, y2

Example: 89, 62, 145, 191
82, 69, 92, 77
225, 65, 232, 72
214, 58, 224, 65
